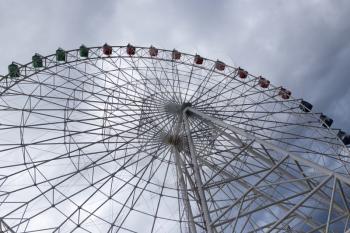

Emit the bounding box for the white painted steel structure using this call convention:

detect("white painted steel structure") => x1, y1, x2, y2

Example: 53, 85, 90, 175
0, 45, 349, 232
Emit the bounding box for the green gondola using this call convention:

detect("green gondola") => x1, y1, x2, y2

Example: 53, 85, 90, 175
56, 48, 66, 61
8, 63, 20, 78
32, 54, 43, 68
79, 45, 89, 58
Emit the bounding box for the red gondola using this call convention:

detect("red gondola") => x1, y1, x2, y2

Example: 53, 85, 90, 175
238, 67, 248, 79
172, 49, 181, 60
102, 43, 112, 56
258, 77, 270, 88
126, 44, 135, 55
194, 55, 203, 65
215, 60, 225, 71
149, 46, 158, 56
278, 87, 291, 99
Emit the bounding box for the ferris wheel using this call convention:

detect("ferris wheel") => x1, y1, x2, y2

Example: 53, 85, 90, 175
0, 44, 350, 233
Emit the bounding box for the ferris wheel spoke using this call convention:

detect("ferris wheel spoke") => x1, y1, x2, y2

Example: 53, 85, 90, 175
60, 61, 152, 105
187, 67, 216, 104
0, 113, 146, 146
193, 76, 253, 107
138, 62, 180, 103
55, 147, 168, 233
8, 136, 163, 204
0, 118, 130, 153
213, 114, 328, 145
194, 102, 345, 162
4, 85, 118, 126
47, 114, 175, 230
195, 89, 273, 116
191, 69, 238, 106
110, 68, 162, 101
125, 57, 176, 103
0, 112, 164, 189
9, 127, 166, 231
147, 149, 173, 233
100, 56, 167, 101
106, 146, 171, 233
170, 60, 184, 103
182, 61, 196, 103
33, 64, 146, 111
198, 83, 268, 117
0, 145, 153, 203
152, 57, 181, 103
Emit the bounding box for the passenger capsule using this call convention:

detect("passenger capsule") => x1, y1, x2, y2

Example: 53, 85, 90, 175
8, 63, 20, 78
102, 43, 112, 56
194, 55, 203, 65
79, 44, 89, 58
258, 77, 270, 88
215, 60, 225, 71
56, 48, 66, 62
278, 87, 291, 100
320, 114, 333, 128
126, 44, 136, 55
338, 130, 350, 145
238, 67, 248, 79
172, 49, 181, 60
299, 100, 313, 112
149, 46, 158, 57
32, 54, 43, 68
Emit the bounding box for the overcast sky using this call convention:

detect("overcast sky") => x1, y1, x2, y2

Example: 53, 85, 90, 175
0, 0, 349, 131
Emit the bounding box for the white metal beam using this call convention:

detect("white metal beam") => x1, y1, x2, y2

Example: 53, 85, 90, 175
173, 148, 198, 233
183, 113, 214, 233
0, 219, 15, 233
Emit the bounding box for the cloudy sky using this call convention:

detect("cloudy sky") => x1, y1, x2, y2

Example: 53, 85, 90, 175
0, 0, 349, 131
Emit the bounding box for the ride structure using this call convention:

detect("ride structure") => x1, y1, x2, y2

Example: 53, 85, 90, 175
0, 44, 349, 232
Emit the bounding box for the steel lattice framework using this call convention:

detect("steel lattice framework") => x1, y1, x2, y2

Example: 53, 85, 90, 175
0, 45, 349, 233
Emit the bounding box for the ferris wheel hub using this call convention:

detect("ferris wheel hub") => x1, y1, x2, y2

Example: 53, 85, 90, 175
164, 102, 192, 115
162, 134, 188, 152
